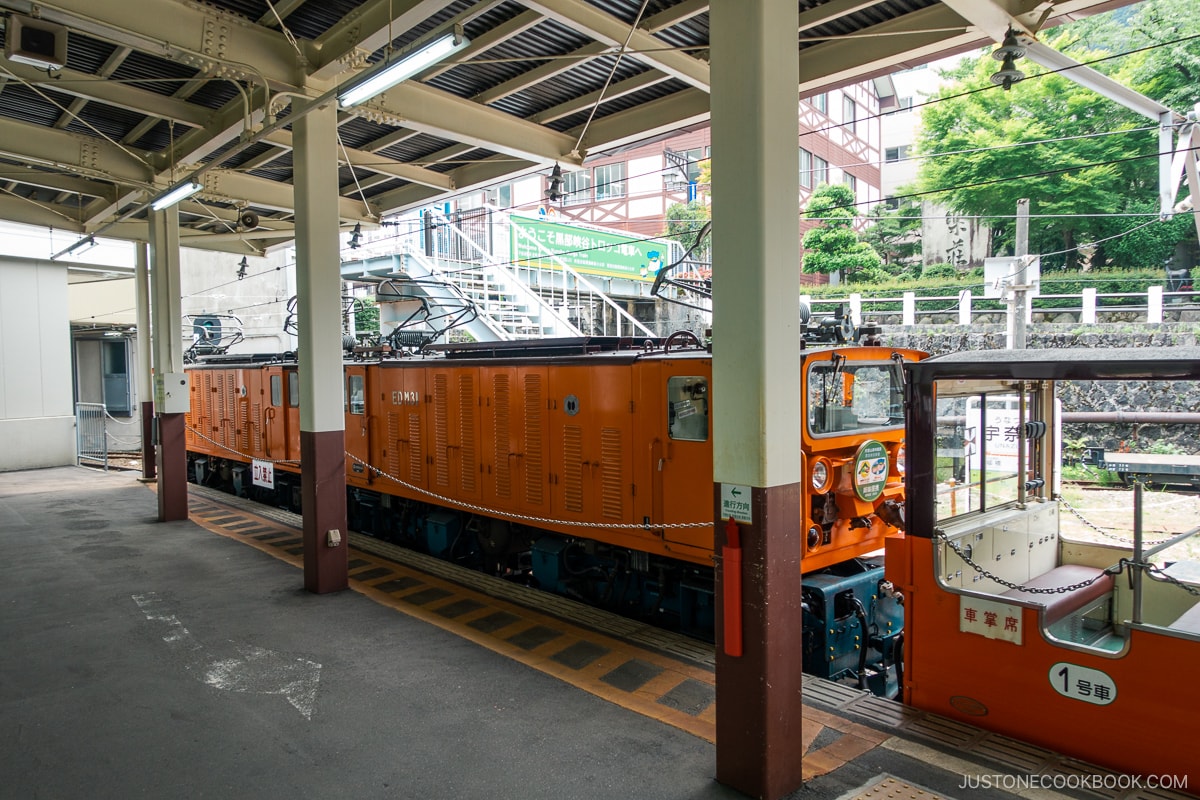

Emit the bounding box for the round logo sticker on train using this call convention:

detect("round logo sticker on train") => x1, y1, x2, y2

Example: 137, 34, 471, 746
853, 439, 889, 502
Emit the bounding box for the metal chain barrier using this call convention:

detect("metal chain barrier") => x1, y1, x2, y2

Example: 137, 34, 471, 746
185, 426, 712, 531
936, 532, 1123, 594
345, 452, 713, 531
186, 426, 300, 465
1146, 564, 1200, 597
1059, 493, 1174, 547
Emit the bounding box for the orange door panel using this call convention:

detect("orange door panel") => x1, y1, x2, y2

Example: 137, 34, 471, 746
480, 366, 551, 517
548, 364, 634, 525
262, 367, 287, 460
654, 359, 714, 550
283, 368, 301, 463
426, 365, 482, 504
345, 365, 370, 486
376, 364, 427, 493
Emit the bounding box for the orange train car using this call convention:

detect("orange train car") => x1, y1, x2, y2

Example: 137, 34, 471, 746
186, 333, 924, 687
892, 347, 1200, 788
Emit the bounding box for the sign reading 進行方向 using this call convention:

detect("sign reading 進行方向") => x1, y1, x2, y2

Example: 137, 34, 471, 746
510, 215, 666, 281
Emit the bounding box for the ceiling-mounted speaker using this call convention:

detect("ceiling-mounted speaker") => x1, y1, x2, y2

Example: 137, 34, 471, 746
239, 210, 260, 229
5, 14, 68, 71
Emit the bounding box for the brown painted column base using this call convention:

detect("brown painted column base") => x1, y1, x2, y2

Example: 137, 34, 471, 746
141, 401, 157, 480
300, 429, 349, 594
157, 413, 188, 521
714, 482, 805, 800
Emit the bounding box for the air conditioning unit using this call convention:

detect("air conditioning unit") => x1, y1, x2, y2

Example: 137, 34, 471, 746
4, 14, 68, 70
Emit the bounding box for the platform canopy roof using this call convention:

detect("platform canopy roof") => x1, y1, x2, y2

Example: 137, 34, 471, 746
0, 0, 1134, 255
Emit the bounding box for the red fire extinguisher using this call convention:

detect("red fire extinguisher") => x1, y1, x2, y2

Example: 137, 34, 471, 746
723, 516, 743, 658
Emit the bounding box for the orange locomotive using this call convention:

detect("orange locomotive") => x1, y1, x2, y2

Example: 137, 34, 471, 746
186, 331, 923, 688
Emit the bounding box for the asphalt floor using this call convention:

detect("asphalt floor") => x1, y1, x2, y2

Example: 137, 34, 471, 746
1, 466, 1189, 800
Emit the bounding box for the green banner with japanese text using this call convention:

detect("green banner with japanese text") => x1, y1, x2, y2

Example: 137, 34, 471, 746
509, 214, 666, 281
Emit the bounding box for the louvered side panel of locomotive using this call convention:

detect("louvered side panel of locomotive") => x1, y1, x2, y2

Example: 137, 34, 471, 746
424, 364, 482, 503
374, 362, 427, 495
547, 362, 635, 530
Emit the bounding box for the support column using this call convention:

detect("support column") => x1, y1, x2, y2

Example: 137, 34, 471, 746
135, 241, 156, 480
293, 97, 348, 594
710, 2, 804, 799
148, 207, 188, 521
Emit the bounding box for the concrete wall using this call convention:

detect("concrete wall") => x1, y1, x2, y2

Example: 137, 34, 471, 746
0, 256, 75, 470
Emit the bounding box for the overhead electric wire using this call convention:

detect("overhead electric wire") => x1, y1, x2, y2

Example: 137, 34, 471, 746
83, 22, 1200, 319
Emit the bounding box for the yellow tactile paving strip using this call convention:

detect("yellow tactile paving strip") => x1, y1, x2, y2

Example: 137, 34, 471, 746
183, 490, 886, 776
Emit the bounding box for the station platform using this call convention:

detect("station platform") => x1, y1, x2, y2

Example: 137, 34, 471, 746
1, 466, 1188, 800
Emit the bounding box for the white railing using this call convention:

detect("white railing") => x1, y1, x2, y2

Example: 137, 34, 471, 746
802, 286, 1196, 327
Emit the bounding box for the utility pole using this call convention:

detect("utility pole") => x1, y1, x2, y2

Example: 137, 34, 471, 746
1011, 198, 1030, 349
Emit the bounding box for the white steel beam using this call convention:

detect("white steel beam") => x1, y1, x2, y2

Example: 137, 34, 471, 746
1, 0, 310, 90
418, 10, 543, 81
1, 58, 212, 129
521, 0, 710, 91
572, 88, 710, 155
472, 42, 611, 106
310, 0, 449, 82
797, 0, 886, 33
200, 168, 374, 221
358, 81, 583, 165
641, 0, 707, 34
0, 194, 86, 229
264, 131, 454, 189
530, 71, 671, 124
0, 116, 153, 186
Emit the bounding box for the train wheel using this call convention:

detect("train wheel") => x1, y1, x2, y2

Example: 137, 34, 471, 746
477, 517, 512, 558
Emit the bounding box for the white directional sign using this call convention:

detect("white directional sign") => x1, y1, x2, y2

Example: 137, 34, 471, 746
720, 483, 753, 525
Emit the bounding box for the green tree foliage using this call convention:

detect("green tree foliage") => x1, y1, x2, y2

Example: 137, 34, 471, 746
665, 200, 710, 253
863, 199, 922, 270
802, 183, 884, 283
915, 0, 1200, 270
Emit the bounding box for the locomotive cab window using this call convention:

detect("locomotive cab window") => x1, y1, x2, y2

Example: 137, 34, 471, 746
287, 370, 300, 408
270, 374, 282, 407
667, 376, 708, 441
807, 357, 904, 436
347, 375, 365, 415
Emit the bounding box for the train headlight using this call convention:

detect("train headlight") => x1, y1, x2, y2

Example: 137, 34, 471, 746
811, 458, 832, 492
895, 445, 906, 475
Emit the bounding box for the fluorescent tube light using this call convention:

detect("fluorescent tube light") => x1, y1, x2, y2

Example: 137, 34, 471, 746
65, 235, 96, 255
151, 181, 203, 211
338, 31, 469, 108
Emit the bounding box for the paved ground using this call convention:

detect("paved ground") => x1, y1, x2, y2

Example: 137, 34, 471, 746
5, 466, 1185, 800
0, 467, 735, 800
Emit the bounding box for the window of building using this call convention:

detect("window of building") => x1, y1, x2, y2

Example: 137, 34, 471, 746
594, 162, 626, 200
799, 148, 813, 189
843, 96, 858, 135
812, 154, 829, 187
844, 173, 857, 195
885, 146, 909, 162
562, 169, 591, 205
811, 93, 827, 114
485, 183, 513, 209
885, 196, 901, 210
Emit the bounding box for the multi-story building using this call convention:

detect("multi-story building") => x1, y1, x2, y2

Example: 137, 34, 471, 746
455, 80, 891, 285
881, 60, 992, 268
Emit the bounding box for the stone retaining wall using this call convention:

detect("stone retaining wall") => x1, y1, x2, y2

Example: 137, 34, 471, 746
875, 323, 1200, 456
